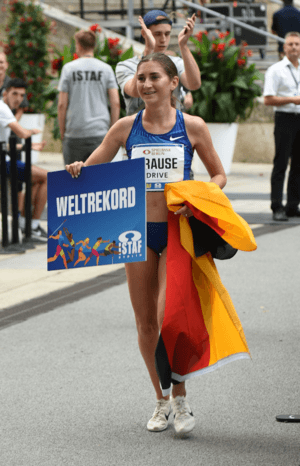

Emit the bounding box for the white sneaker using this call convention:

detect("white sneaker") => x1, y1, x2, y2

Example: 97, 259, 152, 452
32, 224, 47, 239
147, 398, 171, 432
171, 396, 195, 434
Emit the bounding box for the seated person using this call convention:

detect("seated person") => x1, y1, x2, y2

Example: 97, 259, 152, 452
0, 78, 47, 239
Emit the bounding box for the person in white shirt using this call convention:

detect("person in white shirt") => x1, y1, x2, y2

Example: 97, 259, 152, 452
264, 32, 300, 221
0, 78, 48, 239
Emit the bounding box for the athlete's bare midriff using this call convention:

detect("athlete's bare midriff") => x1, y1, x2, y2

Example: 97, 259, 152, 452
146, 191, 169, 222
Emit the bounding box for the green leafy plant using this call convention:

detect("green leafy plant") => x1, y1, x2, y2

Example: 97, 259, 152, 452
44, 24, 134, 139
188, 31, 264, 123
3, 0, 51, 113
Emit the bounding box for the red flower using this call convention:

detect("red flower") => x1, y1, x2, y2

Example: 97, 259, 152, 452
233, 1, 237, 6
51, 57, 63, 71
229, 38, 236, 46
217, 53, 224, 59
10, 6, 15, 11
27, 92, 33, 100
242, 41, 248, 47
10, 39, 15, 46
5, 26, 10, 32
28, 41, 33, 48
219, 32, 225, 39
216, 43, 226, 52
90, 23, 102, 33
196, 30, 207, 42
40, 21, 45, 27
73, 53, 79, 60
211, 43, 217, 51
27, 16, 33, 22
38, 61, 44, 68
247, 49, 253, 57
237, 58, 246, 67
28, 60, 34, 66
196, 31, 203, 42
1, 6, 6, 12
20, 17, 25, 23
117, 49, 122, 55
108, 37, 120, 49
225, 31, 230, 37
28, 78, 34, 85
37, 76, 43, 82
10, 72, 16, 78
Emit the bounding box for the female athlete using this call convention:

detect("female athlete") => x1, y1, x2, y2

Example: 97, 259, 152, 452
66, 53, 226, 434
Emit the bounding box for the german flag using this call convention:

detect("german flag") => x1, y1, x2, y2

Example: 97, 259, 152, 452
155, 181, 257, 396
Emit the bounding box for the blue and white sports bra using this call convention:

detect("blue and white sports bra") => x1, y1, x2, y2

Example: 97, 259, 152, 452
126, 109, 193, 191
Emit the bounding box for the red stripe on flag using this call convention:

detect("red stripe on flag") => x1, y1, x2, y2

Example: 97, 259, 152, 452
185, 201, 225, 237
161, 212, 210, 378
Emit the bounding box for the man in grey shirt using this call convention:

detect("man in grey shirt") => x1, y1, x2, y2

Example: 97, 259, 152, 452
58, 29, 120, 165
116, 9, 201, 116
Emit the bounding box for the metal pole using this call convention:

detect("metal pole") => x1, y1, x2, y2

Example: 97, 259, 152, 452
127, 0, 134, 40
177, 0, 285, 44
24, 137, 32, 240
5, 136, 25, 254
141, 0, 145, 18
172, 0, 177, 23
80, 0, 84, 19
104, 0, 108, 21
22, 137, 36, 249
9, 135, 19, 245
0, 141, 9, 249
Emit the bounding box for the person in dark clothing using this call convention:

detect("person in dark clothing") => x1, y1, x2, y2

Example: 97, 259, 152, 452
272, 0, 300, 59
264, 32, 300, 220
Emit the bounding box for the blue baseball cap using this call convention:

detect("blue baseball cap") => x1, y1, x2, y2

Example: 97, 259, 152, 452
143, 10, 172, 27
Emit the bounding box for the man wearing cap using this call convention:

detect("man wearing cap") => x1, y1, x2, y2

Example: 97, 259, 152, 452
116, 10, 201, 116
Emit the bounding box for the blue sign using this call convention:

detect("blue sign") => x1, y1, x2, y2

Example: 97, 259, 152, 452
47, 158, 146, 271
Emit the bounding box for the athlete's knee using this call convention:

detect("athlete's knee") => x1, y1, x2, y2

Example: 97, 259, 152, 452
136, 319, 159, 339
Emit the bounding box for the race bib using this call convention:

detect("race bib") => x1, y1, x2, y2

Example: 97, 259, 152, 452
131, 144, 185, 191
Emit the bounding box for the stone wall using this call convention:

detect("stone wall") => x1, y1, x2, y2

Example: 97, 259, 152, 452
233, 123, 274, 164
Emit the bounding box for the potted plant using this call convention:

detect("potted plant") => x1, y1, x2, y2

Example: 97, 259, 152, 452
44, 24, 134, 141
189, 31, 264, 174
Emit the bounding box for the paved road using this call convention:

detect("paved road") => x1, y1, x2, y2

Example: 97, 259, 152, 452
1, 224, 299, 466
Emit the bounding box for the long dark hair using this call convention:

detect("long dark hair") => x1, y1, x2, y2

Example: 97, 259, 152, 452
137, 52, 178, 107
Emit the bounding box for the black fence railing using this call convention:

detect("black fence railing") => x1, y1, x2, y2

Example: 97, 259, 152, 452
73, 0, 181, 21
0, 136, 34, 254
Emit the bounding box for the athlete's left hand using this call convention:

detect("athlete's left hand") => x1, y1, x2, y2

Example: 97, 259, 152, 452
178, 13, 196, 47
175, 205, 193, 218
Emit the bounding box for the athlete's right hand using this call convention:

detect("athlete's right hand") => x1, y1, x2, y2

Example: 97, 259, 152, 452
65, 161, 85, 178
